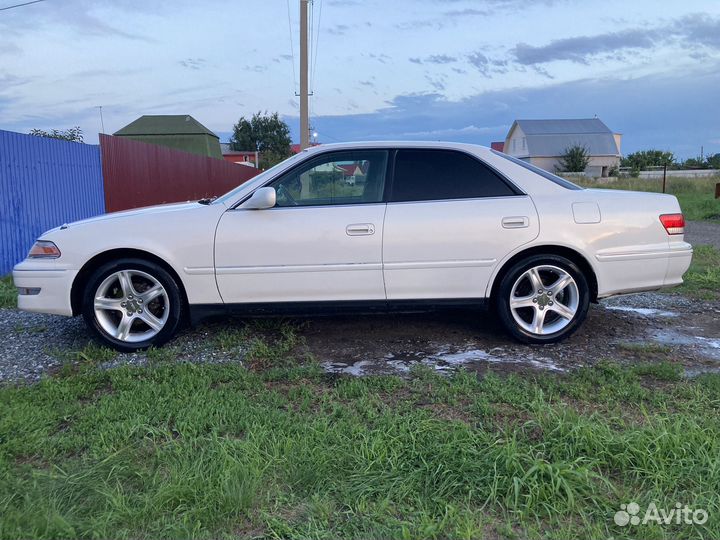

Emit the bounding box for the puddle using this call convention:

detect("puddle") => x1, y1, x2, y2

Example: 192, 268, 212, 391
650, 329, 720, 362
322, 346, 567, 377
684, 365, 720, 378
606, 306, 677, 317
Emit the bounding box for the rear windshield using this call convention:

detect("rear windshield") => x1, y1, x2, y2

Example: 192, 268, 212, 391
491, 150, 583, 191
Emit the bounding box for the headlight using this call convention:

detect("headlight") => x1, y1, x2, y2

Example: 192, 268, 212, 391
28, 240, 61, 259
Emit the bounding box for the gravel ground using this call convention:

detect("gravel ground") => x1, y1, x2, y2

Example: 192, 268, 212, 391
2, 290, 719, 384
686, 220, 720, 249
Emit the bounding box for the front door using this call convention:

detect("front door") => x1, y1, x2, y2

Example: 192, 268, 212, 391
382, 149, 539, 300
214, 150, 389, 304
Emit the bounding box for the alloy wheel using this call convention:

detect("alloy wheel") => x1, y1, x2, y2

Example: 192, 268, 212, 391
509, 264, 579, 336
93, 269, 170, 343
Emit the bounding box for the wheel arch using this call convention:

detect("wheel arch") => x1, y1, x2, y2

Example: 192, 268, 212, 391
71, 248, 189, 316
488, 244, 599, 305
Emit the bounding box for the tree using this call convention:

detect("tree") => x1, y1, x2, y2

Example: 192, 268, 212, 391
620, 150, 675, 170
29, 126, 83, 143
556, 145, 590, 173
706, 153, 720, 169
681, 156, 707, 169
230, 111, 292, 169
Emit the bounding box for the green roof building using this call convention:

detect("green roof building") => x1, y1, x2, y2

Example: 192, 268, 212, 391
114, 115, 222, 159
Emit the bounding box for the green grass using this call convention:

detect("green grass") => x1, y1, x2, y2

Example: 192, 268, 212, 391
1, 357, 719, 539
0, 275, 16, 309
574, 175, 720, 222
676, 244, 720, 300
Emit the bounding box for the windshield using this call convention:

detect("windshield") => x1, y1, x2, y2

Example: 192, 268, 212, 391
213, 152, 308, 205
491, 150, 583, 191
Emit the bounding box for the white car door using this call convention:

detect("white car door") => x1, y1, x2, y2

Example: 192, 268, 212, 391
383, 149, 539, 300
214, 150, 389, 304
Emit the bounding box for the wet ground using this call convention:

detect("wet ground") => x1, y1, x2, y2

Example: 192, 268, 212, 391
1, 291, 719, 383
305, 292, 720, 378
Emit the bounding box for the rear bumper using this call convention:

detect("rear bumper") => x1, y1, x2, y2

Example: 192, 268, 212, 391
12, 261, 77, 316
595, 242, 693, 298
664, 242, 693, 287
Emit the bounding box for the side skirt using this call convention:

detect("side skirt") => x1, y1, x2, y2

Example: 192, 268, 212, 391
189, 298, 488, 325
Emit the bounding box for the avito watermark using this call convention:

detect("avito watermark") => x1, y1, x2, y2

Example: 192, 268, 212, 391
614, 501, 708, 527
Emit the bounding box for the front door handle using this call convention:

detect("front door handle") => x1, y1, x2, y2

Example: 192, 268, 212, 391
346, 223, 375, 236
502, 216, 529, 229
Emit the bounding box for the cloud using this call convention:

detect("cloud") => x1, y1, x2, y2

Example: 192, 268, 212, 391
467, 52, 490, 75
444, 8, 489, 17
512, 28, 659, 65
0, 1, 153, 42
288, 64, 720, 159
409, 54, 457, 65
327, 24, 350, 35
179, 58, 206, 70
510, 14, 720, 66
368, 53, 391, 64
676, 13, 720, 49
427, 54, 457, 64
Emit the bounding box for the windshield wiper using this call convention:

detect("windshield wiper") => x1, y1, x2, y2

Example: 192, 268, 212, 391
197, 196, 217, 205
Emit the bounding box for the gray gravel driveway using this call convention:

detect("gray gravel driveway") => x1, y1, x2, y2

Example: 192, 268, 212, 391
686, 220, 720, 249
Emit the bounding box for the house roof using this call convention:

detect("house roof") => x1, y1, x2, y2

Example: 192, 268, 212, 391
220, 143, 256, 155
115, 115, 219, 138
507, 118, 619, 157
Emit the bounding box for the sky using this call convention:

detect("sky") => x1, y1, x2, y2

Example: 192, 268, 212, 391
0, 0, 719, 158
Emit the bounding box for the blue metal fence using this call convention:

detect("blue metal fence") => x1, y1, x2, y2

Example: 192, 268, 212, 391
0, 130, 105, 275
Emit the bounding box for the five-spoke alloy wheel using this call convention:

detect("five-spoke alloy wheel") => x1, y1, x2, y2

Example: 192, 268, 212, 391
496, 254, 589, 344
82, 258, 184, 351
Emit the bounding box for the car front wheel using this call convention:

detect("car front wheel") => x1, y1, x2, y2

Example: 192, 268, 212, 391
82, 258, 184, 351
496, 254, 590, 344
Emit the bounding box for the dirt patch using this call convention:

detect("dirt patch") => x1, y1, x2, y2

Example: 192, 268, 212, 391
1, 291, 718, 383
298, 292, 720, 378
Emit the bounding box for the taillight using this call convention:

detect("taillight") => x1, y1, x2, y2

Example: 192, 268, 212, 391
659, 213, 685, 235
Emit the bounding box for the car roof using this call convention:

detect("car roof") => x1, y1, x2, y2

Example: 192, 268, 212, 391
299, 140, 493, 156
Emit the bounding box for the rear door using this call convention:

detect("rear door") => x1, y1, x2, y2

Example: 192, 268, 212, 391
382, 148, 539, 300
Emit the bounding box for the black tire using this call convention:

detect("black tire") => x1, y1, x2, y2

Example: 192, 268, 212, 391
81, 258, 184, 352
495, 254, 590, 344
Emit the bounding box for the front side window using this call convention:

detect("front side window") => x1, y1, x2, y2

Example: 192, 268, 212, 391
271, 150, 388, 207
390, 149, 517, 203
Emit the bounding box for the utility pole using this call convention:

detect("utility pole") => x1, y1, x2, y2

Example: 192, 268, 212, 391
96, 106, 105, 134
299, 0, 310, 150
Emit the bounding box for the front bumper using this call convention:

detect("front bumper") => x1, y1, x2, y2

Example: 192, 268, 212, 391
12, 260, 77, 316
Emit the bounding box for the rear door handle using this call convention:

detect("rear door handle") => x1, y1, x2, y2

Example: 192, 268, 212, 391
502, 216, 529, 229
346, 223, 375, 236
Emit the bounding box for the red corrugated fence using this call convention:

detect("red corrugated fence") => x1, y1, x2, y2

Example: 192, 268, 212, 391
100, 134, 260, 212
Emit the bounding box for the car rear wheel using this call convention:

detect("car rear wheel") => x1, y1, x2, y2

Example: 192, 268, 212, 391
496, 254, 589, 344
82, 258, 183, 352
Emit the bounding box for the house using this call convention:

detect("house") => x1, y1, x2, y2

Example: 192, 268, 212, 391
114, 115, 222, 159
490, 141, 505, 152
503, 118, 622, 177
220, 143, 258, 167
291, 142, 321, 154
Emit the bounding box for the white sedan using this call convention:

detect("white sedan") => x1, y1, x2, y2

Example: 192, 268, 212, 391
13, 142, 693, 351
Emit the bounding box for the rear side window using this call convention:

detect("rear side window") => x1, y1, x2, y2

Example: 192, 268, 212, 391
491, 149, 583, 190
390, 149, 517, 202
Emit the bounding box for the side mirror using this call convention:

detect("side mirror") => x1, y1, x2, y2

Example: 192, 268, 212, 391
242, 187, 276, 210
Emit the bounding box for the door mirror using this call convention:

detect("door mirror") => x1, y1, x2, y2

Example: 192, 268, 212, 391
242, 187, 276, 210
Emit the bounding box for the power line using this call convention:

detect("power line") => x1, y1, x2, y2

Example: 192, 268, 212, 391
311, 0, 322, 92
0, 0, 46, 11
285, 0, 297, 94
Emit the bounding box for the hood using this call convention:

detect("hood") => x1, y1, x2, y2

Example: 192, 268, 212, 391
61, 201, 208, 229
